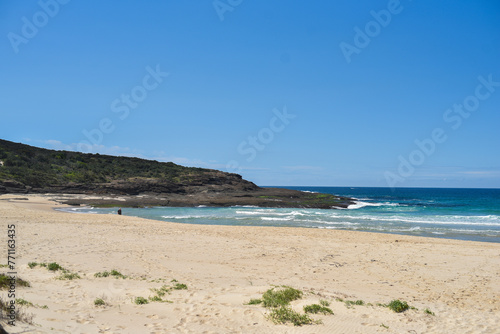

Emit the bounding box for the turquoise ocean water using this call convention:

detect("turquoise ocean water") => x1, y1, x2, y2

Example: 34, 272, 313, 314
61, 187, 500, 243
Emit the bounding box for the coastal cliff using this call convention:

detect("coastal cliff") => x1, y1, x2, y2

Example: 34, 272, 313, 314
0, 139, 354, 208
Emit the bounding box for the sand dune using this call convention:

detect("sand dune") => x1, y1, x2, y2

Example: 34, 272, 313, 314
0, 194, 499, 333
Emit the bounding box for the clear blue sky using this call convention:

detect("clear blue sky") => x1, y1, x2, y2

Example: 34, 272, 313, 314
1, 0, 499, 188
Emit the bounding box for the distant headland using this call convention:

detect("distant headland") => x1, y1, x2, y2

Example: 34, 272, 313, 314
0, 139, 354, 209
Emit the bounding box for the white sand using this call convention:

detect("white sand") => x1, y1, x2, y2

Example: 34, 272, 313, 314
0, 194, 499, 333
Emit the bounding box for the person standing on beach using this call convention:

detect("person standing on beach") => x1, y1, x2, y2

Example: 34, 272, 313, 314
118, 208, 122, 215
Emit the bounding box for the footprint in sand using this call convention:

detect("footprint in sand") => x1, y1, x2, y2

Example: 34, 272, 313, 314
55, 308, 71, 314
97, 326, 111, 331
173, 316, 187, 329
145, 322, 163, 328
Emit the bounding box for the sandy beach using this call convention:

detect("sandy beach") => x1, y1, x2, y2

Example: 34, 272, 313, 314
1, 194, 499, 334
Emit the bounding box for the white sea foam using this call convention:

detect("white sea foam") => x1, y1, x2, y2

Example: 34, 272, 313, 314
347, 201, 369, 209
290, 211, 305, 216
320, 221, 359, 226
56, 207, 96, 214
374, 215, 500, 226
76, 196, 500, 243
322, 211, 500, 227
236, 210, 294, 216
161, 215, 207, 219
261, 217, 293, 221
235, 210, 267, 215
347, 201, 400, 209
448, 228, 500, 235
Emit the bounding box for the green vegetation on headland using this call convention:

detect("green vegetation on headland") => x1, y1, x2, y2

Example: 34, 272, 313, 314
0, 138, 249, 190
0, 139, 354, 209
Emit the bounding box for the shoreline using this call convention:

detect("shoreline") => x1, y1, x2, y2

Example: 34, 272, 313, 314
56, 200, 500, 245
1, 194, 499, 333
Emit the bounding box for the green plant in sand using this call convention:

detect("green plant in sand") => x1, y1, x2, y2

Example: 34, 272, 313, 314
303, 303, 333, 315
261, 286, 303, 308
147, 280, 187, 303
95, 269, 127, 279
15, 298, 33, 307
245, 286, 332, 326
0, 296, 34, 324
0, 273, 30, 288
344, 299, 365, 307
246, 299, 262, 305
172, 283, 187, 290
57, 272, 81, 280
94, 298, 106, 306
47, 262, 64, 271
268, 306, 315, 326
134, 297, 149, 305
424, 308, 435, 316
387, 299, 410, 313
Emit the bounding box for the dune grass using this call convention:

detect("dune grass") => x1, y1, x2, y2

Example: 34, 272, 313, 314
338, 299, 365, 308
303, 303, 333, 315
0, 273, 30, 289
268, 306, 315, 326
134, 297, 148, 305
424, 308, 435, 316
28, 262, 45, 269
94, 298, 106, 307
387, 300, 410, 313
173, 283, 188, 290
47, 262, 63, 271
28, 261, 81, 280
261, 286, 303, 308
15, 298, 47, 309
0, 296, 34, 324
246, 298, 262, 305
246, 286, 333, 326
94, 269, 127, 279
137, 279, 187, 304
57, 272, 81, 280
15, 298, 33, 307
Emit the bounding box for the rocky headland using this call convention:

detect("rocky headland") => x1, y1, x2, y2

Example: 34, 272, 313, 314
0, 139, 354, 208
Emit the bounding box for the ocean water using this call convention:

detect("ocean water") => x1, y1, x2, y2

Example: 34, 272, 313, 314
60, 187, 500, 243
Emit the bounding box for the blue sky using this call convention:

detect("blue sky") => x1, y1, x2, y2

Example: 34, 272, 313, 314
1, 0, 499, 188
